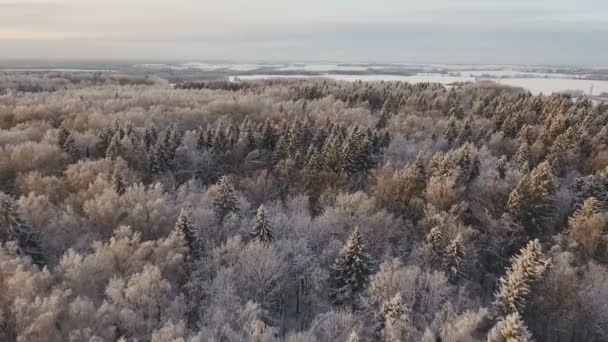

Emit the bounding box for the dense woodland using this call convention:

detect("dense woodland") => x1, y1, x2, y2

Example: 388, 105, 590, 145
1, 72, 608, 341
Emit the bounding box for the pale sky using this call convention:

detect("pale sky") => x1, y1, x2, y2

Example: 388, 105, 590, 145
1, 0, 607, 65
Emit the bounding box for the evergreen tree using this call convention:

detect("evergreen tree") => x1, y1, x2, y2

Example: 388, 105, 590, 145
507, 162, 556, 235
62, 133, 79, 162
174, 209, 198, 260
443, 115, 458, 146
261, 119, 276, 150
487, 312, 532, 342
330, 228, 372, 305
105, 132, 124, 160
251, 205, 274, 246
512, 142, 532, 172
112, 171, 126, 195
0, 192, 45, 266
142, 124, 158, 151
494, 239, 550, 317
382, 293, 410, 342
496, 155, 508, 179
57, 126, 71, 149
426, 226, 443, 255
213, 176, 239, 224
272, 135, 289, 166
445, 233, 465, 276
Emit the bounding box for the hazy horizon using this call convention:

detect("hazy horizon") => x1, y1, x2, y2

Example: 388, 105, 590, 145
1, 0, 607, 66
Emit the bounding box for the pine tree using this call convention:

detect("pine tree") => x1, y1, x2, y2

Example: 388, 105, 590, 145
62, 133, 79, 162
213, 176, 239, 224
272, 135, 289, 166
496, 155, 508, 179
261, 119, 276, 150
382, 293, 410, 342
507, 162, 556, 235
445, 233, 465, 276
487, 312, 532, 342
494, 239, 550, 317
105, 132, 124, 160
143, 124, 159, 151
112, 171, 126, 195
512, 142, 532, 172
57, 126, 71, 148
330, 228, 372, 305
443, 115, 458, 146
174, 209, 198, 260
457, 115, 473, 145
0, 192, 45, 266
426, 226, 443, 255
251, 205, 274, 246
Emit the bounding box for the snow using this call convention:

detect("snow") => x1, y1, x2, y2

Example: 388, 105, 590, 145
230, 73, 608, 96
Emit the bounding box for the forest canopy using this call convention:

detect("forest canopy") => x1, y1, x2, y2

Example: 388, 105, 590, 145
1, 72, 608, 341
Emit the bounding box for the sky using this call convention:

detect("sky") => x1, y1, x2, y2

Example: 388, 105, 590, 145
1, 0, 607, 65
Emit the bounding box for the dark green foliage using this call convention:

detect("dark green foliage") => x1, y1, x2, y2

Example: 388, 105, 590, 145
330, 228, 372, 305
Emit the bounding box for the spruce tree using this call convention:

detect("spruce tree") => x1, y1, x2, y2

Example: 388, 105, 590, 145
443, 115, 458, 146
507, 162, 556, 235
105, 132, 124, 160
0, 192, 45, 266
512, 142, 532, 172
382, 293, 410, 342
425, 226, 443, 255
251, 205, 274, 246
174, 209, 198, 260
272, 135, 289, 166
62, 133, 79, 162
57, 126, 71, 149
143, 124, 159, 151
487, 312, 532, 342
261, 119, 276, 150
445, 233, 465, 276
213, 176, 239, 224
112, 171, 126, 195
494, 239, 550, 317
330, 228, 372, 305
496, 155, 508, 179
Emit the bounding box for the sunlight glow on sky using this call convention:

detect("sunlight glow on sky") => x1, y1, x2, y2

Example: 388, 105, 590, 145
1, 0, 607, 65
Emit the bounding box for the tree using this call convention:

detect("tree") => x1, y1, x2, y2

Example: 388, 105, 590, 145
251, 205, 274, 246
507, 162, 556, 235
512, 142, 532, 172
566, 197, 608, 259
0, 192, 45, 266
487, 312, 532, 342
496, 155, 508, 179
443, 115, 458, 146
330, 228, 373, 305
213, 176, 239, 224
445, 233, 465, 276
426, 226, 443, 255
174, 209, 198, 260
105, 132, 124, 160
112, 171, 126, 195
382, 293, 411, 342
494, 239, 550, 317
61, 133, 79, 163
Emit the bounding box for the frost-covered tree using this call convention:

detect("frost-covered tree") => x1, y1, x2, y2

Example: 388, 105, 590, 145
494, 239, 550, 316
213, 176, 239, 224
445, 233, 465, 276
330, 228, 373, 305
251, 205, 274, 246
0, 192, 45, 266
507, 162, 556, 235
487, 312, 532, 342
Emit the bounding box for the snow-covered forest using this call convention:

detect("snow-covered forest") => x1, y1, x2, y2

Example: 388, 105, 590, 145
1, 72, 608, 341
